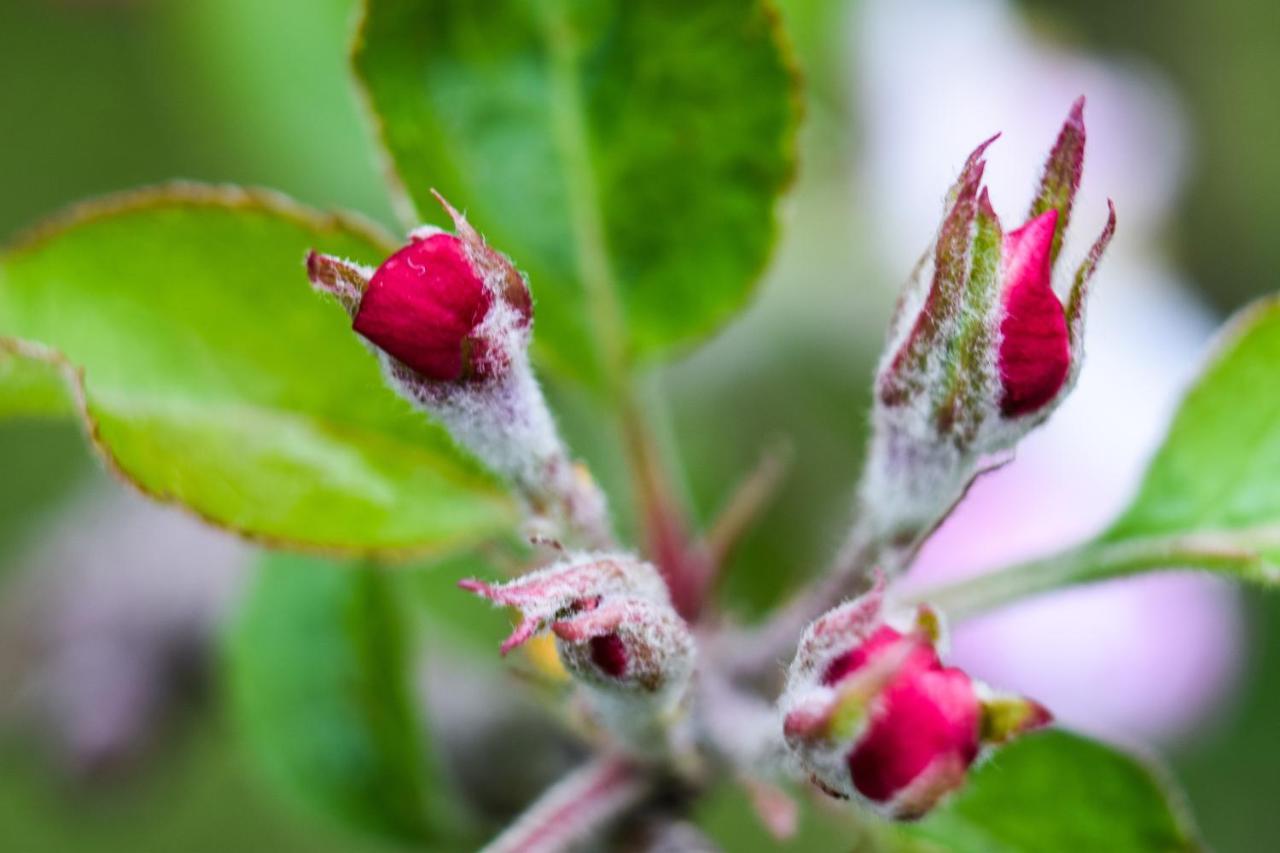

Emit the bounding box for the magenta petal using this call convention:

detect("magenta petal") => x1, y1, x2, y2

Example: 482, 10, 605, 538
998, 210, 1070, 417
848, 666, 980, 804
822, 626, 938, 687
353, 233, 492, 381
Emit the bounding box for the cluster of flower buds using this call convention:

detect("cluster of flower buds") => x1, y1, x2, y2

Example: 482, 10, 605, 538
306, 193, 609, 547
461, 553, 696, 744
861, 98, 1116, 545
779, 581, 1049, 819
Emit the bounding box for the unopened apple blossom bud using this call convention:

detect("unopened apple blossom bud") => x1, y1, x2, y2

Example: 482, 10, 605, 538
779, 584, 1049, 819
306, 193, 610, 547
459, 553, 667, 654
309, 191, 530, 384
863, 98, 1116, 544
460, 553, 695, 732
552, 598, 695, 697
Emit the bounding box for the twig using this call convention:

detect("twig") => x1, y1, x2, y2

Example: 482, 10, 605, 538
620, 390, 710, 622
480, 754, 650, 853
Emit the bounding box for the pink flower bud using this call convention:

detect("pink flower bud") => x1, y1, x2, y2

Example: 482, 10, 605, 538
461, 553, 694, 704
308, 191, 532, 383
861, 100, 1116, 544
459, 553, 667, 655
780, 586, 1049, 819
551, 598, 695, 695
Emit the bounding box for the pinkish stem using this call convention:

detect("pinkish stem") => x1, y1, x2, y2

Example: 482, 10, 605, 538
480, 755, 649, 853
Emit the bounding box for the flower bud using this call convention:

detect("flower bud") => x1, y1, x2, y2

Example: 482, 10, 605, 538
459, 553, 667, 654
551, 598, 695, 696
864, 98, 1116, 543
308, 191, 531, 384
460, 553, 695, 713
306, 195, 611, 548
780, 585, 1049, 819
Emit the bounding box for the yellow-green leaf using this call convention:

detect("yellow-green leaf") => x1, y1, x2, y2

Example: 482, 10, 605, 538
0, 185, 516, 556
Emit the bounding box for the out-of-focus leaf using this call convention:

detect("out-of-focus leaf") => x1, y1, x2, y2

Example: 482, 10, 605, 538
1100, 296, 1280, 572
226, 553, 462, 844
928, 297, 1280, 618
0, 341, 73, 418
700, 732, 1198, 852
407, 548, 521, 653
902, 731, 1199, 852
354, 0, 801, 382
0, 185, 516, 556
164, 0, 398, 226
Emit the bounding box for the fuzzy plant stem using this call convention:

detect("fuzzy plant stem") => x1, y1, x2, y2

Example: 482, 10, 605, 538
384, 358, 614, 550
620, 391, 712, 621
480, 755, 650, 853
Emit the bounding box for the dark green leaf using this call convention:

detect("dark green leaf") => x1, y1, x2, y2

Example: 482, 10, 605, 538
0, 186, 516, 555
903, 731, 1200, 852
354, 0, 801, 382
225, 553, 460, 843
698, 732, 1198, 852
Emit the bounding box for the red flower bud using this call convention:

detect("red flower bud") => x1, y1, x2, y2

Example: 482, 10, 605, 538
827, 625, 981, 812
781, 588, 1050, 819
551, 598, 693, 694
353, 232, 495, 381
308, 192, 532, 383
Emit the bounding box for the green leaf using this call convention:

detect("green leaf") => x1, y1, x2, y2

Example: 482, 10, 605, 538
0, 339, 74, 418
922, 297, 1280, 618
698, 733, 1198, 852
407, 548, 522, 652
1102, 296, 1280, 569
226, 553, 463, 844
0, 185, 516, 555
902, 731, 1200, 852
354, 0, 800, 382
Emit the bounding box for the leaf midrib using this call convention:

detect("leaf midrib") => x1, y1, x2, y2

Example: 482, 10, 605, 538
535, 0, 630, 389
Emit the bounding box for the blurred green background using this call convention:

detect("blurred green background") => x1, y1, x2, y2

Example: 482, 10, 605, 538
1, 0, 1277, 850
